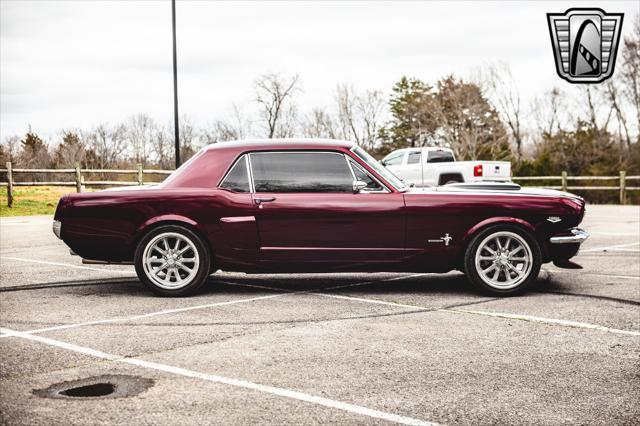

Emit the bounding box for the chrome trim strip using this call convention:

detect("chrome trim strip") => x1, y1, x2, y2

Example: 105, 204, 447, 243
82, 259, 134, 265
260, 246, 405, 251
550, 228, 590, 244
248, 151, 357, 194
220, 216, 256, 223
245, 154, 255, 193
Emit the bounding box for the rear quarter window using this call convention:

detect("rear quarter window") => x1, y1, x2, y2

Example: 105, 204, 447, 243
220, 155, 251, 192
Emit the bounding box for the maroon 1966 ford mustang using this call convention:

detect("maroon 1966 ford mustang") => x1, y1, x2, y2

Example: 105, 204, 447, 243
53, 139, 588, 296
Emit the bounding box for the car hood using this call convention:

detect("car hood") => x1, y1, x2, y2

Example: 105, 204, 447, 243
407, 183, 584, 202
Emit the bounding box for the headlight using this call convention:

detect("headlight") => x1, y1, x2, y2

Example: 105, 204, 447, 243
52, 220, 62, 239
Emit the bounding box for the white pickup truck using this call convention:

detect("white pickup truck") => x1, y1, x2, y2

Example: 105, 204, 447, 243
380, 147, 511, 187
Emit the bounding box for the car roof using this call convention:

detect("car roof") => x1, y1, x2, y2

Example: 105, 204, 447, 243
203, 138, 356, 152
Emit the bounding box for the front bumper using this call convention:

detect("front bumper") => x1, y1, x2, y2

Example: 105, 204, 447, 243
550, 228, 589, 244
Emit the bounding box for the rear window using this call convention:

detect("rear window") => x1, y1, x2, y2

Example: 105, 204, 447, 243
407, 151, 421, 164
427, 150, 454, 163
250, 152, 353, 193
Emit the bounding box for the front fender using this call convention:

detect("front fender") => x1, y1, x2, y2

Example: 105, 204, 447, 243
463, 216, 536, 243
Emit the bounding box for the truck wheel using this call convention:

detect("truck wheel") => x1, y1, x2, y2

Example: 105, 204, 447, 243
464, 225, 541, 296
134, 225, 211, 297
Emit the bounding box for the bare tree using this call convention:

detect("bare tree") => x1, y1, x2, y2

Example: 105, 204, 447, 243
179, 115, 198, 161
484, 63, 525, 161
126, 114, 156, 165
255, 73, 300, 138
620, 13, 640, 142
531, 87, 566, 135
153, 125, 173, 169
201, 104, 252, 144
1, 135, 21, 163
52, 130, 88, 168
87, 124, 128, 169
335, 84, 385, 150
605, 81, 632, 148
302, 108, 338, 139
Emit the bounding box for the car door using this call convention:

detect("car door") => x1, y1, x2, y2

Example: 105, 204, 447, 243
248, 150, 406, 267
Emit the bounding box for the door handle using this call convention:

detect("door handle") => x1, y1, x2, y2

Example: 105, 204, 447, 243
254, 197, 276, 205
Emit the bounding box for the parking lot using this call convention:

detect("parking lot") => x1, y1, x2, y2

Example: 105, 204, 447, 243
0, 204, 638, 425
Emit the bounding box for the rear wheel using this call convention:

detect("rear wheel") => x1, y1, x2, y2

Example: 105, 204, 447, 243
134, 225, 210, 296
464, 225, 541, 296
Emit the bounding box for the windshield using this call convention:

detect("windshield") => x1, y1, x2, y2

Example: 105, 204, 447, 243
352, 146, 407, 191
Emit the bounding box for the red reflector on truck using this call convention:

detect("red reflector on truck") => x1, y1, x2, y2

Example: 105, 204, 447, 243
473, 164, 483, 177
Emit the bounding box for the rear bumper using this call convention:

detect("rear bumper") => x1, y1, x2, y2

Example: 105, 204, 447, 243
52, 220, 62, 239
549, 228, 589, 244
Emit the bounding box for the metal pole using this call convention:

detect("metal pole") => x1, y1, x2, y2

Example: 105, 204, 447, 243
172, 0, 181, 168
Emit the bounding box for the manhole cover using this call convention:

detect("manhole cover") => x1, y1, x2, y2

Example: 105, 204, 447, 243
34, 375, 154, 400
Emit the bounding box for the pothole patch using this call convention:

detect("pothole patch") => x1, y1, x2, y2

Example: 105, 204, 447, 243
34, 375, 154, 400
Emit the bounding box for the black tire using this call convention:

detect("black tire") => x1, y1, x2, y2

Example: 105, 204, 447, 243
134, 225, 211, 297
464, 224, 541, 296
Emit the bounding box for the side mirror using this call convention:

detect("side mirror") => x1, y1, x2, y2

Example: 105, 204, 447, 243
379, 160, 387, 166
353, 180, 368, 193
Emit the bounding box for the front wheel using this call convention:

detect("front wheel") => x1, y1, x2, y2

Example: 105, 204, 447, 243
464, 225, 541, 296
134, 225, 211, 296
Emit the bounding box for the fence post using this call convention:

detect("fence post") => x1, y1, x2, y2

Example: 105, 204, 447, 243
6, 161, 13, 208
75, 163, 82, 193
561, 171, 567, 192
619, 170, 626, 205
137, 163, 143, 186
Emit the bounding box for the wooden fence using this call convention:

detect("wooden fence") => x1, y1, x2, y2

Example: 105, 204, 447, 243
1, 162, 639, 207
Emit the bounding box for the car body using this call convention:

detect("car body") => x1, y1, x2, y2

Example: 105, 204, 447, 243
381, 147, 511, 186
53, 139, 588, 296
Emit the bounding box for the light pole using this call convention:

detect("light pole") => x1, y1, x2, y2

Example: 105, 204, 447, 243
172, 0, 180, 168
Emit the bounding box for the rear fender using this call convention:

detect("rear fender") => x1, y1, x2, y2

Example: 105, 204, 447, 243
132, 215, 209, 252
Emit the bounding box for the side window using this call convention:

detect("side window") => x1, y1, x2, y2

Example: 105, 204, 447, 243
250, 152, 353, 193
220, 155, 251, 192
407, 151, 422, 164
350, 161, 383, 191
427, 150, 455, 163
383, 151, 404, 166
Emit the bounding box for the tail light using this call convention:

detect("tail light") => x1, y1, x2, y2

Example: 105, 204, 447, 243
473, 164, 483, 177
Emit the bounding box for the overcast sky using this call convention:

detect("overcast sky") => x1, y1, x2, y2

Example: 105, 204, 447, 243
1, 0, 638, 143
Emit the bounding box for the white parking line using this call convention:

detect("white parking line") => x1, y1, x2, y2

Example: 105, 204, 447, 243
318, 293, 640, 336
0, 274, 426, 337
1, 256, 134, 275
448, 309, 640, 337
0, 327, 437, 426
0, 291, 292, 338
543, 269, 640, 280
226, 282, 640, 337
589, 231, 640, 236
580, 242, 640, 253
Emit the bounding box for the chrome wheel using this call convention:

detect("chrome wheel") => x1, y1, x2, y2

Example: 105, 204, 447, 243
142, 232, 200, 290
474, 231, 533, 290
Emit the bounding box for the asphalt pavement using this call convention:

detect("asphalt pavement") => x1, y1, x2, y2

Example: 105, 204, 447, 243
0, 205, 638, 425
